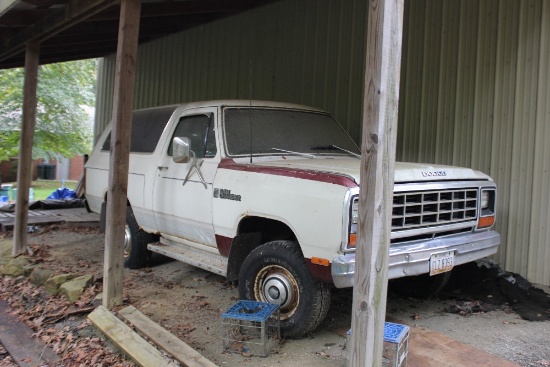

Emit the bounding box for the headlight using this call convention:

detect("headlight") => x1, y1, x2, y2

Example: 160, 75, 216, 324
481, 191, 489, 209
351, 199, 359, 224
348, 197, 359, 248
478, 188, 496, 229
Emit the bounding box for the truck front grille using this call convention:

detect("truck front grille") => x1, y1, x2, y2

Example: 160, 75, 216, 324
392, 188, 478, 231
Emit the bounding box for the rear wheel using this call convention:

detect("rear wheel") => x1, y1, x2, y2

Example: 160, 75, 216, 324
238, 241, 331, 338
124, 206, 157, 269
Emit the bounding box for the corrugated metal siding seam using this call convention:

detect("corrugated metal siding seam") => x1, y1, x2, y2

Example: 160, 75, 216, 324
453, 0, 478, 168
272, 1, 291, 103
299, 2, 314, 105
435, 0, 460, 165
310, 4, 323, 108
355, 0, 368, 142
490, 0, 520, 267
158, 36, 168, 103
418, 0, 442, 164
506, 0, 541, 275
471, 0, 498, 174
93, 58, 106, 142
94, 56, 115, 141
321, 1, 339, 126
346, 0, 367, 142
335, 1, 352, 133
528, 0, 550, 285
174, 33, 185, 103
398, 0, 426, 162
337, 1, 351, 134
396, 0, 411, 161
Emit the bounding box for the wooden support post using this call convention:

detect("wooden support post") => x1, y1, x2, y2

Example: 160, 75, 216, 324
349, 0, 404, 366
13, 40, 40, 257
103, 0, 141, 309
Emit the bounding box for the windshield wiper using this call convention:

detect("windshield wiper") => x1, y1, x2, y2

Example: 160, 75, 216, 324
310, 145, 361, 159
271, 148, 316, 159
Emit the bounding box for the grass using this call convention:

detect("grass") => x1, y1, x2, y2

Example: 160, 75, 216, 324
4, 180, 77, 201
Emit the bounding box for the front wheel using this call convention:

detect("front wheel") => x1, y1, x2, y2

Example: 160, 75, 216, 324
238, 241, 331, 338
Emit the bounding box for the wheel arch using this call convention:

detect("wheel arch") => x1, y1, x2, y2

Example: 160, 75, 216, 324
226, 216, 300, 282
98, 193, 131, 233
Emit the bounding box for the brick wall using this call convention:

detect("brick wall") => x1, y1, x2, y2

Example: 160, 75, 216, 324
0, 158, 40, 183
69, 156, 85, 181
1, 156, 85, 182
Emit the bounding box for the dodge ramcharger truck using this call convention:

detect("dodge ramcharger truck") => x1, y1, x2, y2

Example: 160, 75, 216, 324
85, 100, 500, 337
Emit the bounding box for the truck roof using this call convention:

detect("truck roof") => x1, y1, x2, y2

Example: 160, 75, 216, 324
135, 100, 327, 113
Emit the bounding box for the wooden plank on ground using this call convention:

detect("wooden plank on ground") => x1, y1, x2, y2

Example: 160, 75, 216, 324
119, 305, 217, 367
0, 300, 60, 367
407, 325, 520, 367
0, 208, 98, 231
89, 306, 177, 367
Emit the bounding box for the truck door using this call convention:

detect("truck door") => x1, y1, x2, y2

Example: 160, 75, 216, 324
152, 107, 219, 247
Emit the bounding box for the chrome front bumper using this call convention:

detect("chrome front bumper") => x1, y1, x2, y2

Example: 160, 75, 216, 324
331, 230, 500, 288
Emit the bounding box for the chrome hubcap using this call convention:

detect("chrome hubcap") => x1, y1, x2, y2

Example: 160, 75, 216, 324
254, 265, 299, 320
124, 225, 132, 258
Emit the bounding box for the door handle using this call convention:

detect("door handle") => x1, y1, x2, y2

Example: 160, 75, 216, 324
157, 166, 168, 170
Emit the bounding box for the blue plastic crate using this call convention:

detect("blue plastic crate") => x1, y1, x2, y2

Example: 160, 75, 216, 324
222, 300, 279, 322
221, 300, 280, 356
383, 322, 409, 344
346, 322, 410, 367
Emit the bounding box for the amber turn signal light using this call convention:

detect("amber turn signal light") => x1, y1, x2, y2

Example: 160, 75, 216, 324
478, 215, 495, 228
348, 233, 357, 248
311, 257, 330, 266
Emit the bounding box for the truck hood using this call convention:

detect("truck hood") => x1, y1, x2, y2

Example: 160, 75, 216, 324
254, 157, 491, 185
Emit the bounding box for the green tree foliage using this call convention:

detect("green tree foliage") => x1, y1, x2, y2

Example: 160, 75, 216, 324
0, 59, 97, 162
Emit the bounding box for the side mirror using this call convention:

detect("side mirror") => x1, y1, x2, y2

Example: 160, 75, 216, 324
173, 137, 191, 163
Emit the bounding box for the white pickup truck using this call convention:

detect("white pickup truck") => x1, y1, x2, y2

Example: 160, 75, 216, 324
85, 100, 500, 337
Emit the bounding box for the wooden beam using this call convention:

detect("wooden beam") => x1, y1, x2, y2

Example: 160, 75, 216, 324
0, 0, 117, 63
12, 40, 40, 257
102, 0, 141, 309
88, 306, 178, 367
0, 301, 60, 366
0, 0, 18, 17
348, 0, 404, 366
119, 306, 218, 367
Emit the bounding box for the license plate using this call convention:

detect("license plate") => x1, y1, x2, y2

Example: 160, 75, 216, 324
429, 251, 455, 276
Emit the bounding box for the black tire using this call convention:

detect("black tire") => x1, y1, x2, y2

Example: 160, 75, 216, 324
238, 241, 331, 338
389, 271, 452, 298
124, 206, 157, 269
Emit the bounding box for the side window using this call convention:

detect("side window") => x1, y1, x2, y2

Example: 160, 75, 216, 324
100, 105, 177, 153
168, 114, 217, 158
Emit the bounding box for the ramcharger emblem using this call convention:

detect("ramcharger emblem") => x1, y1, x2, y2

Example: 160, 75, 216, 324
421, 171, 447, 177
214, 188, 242, 201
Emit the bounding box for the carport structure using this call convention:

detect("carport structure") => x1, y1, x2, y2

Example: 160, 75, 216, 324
0, 0, 401, 364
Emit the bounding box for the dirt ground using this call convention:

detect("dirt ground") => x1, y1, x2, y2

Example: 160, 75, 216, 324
1, 225, 550, 367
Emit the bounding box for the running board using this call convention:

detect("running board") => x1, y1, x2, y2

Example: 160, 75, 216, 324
148, 238, 228, 277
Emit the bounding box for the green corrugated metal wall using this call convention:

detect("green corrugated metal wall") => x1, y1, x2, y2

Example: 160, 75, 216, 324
95, 0, 368, 143
398, 0, 549, 285
95, 0, 550, 286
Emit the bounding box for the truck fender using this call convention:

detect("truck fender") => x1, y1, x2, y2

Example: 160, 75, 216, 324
226, 232, 262, 282
99, 201, 106, 233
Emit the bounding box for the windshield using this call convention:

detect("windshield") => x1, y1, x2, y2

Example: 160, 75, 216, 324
223, 107, 359, 156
